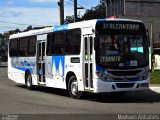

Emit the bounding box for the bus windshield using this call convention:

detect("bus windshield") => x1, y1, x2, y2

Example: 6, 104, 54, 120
95, 21, 149, 69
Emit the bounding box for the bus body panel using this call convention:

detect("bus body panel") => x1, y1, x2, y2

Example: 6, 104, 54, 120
8, 57, 37, 84
37, 55, 84, 90
64, 55, 84, 90
45, 56, 66, 89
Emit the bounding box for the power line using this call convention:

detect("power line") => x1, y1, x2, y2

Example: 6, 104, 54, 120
77, 4, 87, 9
65, 1, 74, 6
0, 20, 31, 26
70, 0, 87, 9
0, 25, 24, 29
0, 20, 47, 26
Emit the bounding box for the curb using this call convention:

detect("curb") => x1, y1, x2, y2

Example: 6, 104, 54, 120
0, 62, 8, 67
149, 87, 160, 93
0, 65, 7, 67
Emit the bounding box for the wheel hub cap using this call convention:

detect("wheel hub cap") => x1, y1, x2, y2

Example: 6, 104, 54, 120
71, 81, 78, 95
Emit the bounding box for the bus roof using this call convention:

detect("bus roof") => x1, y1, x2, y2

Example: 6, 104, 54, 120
9, 18, 143, 39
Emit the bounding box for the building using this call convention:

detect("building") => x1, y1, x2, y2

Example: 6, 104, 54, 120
0, 32, 9, 61
119, 0, 160, 53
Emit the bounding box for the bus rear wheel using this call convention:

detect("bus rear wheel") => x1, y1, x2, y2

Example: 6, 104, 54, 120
25, 71, 34, 90
68, 76, 82, 99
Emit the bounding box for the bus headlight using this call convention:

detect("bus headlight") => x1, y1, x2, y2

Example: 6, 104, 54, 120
96, 71, 113, 82
140, 70, 149, 80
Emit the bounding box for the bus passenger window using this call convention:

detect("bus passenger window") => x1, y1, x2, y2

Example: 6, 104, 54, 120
66, 29, 81, 55
28, 36, 36, 56
19, 37, 28, 57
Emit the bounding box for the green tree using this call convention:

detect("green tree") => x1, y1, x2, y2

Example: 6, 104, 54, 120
65, 16, 74, 24
9, 29, 21, 34
64, 0, 106, 23
23, 25, 32, 32
32, 26, 45, 30
0, 33, 3, 39
80, 1, 106, 21
15, 29, 21, 33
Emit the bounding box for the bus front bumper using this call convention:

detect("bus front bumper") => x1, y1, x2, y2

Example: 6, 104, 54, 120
93, 78, 150, 93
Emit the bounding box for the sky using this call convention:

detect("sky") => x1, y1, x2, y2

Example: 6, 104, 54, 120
0, 0, 100, 33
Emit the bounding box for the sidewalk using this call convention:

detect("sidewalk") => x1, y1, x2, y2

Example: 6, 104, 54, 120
0, 62, 7, 67
149, 84, 160, 93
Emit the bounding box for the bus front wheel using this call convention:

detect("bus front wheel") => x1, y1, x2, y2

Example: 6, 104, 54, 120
68, 76, 82, 99
25, 71, 34, 90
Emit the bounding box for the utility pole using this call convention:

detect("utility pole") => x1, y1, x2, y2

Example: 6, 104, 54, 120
74, 0, 77, 22
74, 0, 84, 22
58, 0, 64, 25
150, 19, 153, 70
105, 0, 108, 17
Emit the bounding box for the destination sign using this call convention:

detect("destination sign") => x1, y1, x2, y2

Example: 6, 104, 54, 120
100, 56, 121, 63
96, 22, 144, 32
102, 23, 140, 30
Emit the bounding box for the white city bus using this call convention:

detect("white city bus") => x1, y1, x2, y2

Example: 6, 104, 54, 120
8, 19, 150, 98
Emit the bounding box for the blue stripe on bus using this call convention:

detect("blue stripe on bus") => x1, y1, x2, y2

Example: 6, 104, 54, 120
96, 65, 106, 71
96, 19, 107, 22
53, 24, 68, 32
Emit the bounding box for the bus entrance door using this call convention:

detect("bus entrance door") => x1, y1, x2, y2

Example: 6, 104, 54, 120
37, 41, 46, 85
84, 35, 94, 90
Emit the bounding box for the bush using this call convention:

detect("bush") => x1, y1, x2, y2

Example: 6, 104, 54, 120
151, 70, 160, 84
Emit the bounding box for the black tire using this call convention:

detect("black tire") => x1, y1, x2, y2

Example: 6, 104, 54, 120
25, 71, 34, 90
68, 76, 82, 99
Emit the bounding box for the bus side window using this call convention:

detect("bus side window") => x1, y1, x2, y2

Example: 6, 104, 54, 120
19, 37, 28, 57
28, 36, 36, 56
66, 31, 71, 54
54, 32, 65, 55
9, 39, 18, 57
66, 29, 81, 55
46, 33, 53, 56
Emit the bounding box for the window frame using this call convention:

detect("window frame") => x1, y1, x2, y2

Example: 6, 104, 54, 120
9, 35, 37, 57
46, 28, 81, 56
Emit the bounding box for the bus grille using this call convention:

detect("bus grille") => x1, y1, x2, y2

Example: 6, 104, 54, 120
115, 83, 135, 88
112, 77, 139, 82
108, 70, 141, 76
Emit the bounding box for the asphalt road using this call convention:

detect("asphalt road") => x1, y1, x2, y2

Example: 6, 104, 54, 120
1, 63, 160, 119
